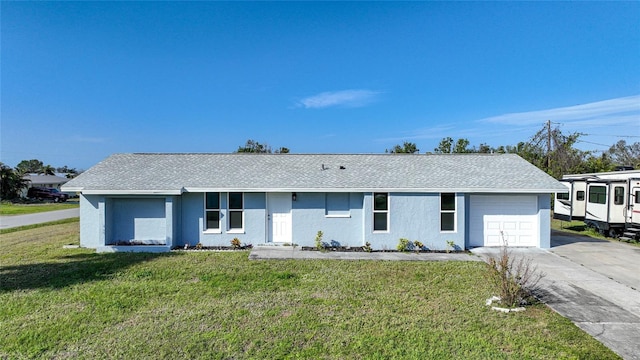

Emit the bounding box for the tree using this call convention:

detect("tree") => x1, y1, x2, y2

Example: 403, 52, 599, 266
41, 165, 55, 175
236, 140, 272, 153
433, 137, 471, 154
608, 140, 640, 168
433, 137, 454, 154
386, 141, 419, 154
236, 139, 291, 154
15, 159, 45, 175
0, 163, 29, 200
517, 122, 588, 179
453, 138, 471, 153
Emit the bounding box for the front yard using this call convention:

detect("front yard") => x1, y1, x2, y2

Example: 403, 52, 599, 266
0, 201, 78, 216
0, 221, 618, 359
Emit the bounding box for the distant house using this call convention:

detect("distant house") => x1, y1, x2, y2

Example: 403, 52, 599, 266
62, 153, 565, 253
22, 174, 70, 197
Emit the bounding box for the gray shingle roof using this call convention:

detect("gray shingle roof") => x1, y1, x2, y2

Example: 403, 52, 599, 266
62, 153, 566, 194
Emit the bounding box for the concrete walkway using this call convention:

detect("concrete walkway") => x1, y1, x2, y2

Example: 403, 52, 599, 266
249, 246, 481, 261
0, 208, 79, 229
472, 232, 640, 360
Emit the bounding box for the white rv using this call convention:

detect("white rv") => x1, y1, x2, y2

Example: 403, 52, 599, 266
554, 170, 640, 240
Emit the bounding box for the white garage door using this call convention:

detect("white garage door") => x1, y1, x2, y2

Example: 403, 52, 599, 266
469, 195, 538, 247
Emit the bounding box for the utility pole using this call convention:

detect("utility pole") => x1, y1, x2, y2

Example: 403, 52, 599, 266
546, 120, 551, 171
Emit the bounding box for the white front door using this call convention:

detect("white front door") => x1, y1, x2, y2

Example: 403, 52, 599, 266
268, 193, 292, 243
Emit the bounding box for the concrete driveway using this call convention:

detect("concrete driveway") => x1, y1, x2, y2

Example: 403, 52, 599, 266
0, 208, 79, 229
473, 231, 640, 360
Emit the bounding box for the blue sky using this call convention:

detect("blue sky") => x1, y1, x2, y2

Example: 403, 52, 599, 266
2, 1, 639, 170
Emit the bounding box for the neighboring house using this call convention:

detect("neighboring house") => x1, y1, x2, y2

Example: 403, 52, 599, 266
21, 174, 70, 197
61, 153, 565, 253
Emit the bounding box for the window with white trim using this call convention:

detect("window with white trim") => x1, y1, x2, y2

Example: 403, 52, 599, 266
228, 192, 244, 231
373, 193, 388, 231
440, 193, 456, 232
205, 192, 220, 231
326, 193, 350, 217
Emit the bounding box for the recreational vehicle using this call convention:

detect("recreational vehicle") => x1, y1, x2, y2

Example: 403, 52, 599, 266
554, 170, 640, 241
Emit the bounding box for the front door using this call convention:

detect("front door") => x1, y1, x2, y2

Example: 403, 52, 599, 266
268, 193, 292, 243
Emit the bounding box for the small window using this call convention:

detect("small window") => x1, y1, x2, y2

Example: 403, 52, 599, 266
576, 191, 585, 201
326, 193, 350, 217
588, 186, 606, 204
440, 193, 456, 232
373, 193, 388, 231
228, 192, 244, 231
614, 186, 624, 205
205, 192, 220, 231
557, 192, 569, 200
635, 191, 640, 205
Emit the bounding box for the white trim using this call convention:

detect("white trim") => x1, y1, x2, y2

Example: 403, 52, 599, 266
79, 190, 182, 195
227, 192, 244, 232
372, 192, 389, 233
439, 193, 457, 233
204, 192, 221, 232
183, 187, 564, 194
325, 214, 351, 218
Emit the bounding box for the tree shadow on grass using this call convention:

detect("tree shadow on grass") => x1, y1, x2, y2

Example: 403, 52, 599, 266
0, 251, 182, 292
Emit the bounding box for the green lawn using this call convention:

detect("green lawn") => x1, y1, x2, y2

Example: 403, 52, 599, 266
0, 223, 618, 359
0, 201, 78, 215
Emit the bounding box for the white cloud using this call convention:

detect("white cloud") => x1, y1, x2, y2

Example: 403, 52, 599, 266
479, 95, 640, 126
297, 89, 380, 109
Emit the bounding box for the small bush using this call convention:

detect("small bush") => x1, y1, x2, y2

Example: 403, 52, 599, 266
486, 238, 544, 307
446, 240, 455, 253
413, 241, 424, 252
315, 231, 324, 251
397, 238, 410, 252
363, 242, 372, 253
230, 238, 242, 249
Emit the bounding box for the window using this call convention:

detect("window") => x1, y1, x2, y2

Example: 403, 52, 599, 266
373, 193, 388, 231
636, 191, 640, 205
228, 192, 244, 231
588, 186, 606, 204
557, 192, 569, 200
205, 192, 220, 231
614, 186, 624, 205
440, 193, 456, 231
326, 193, 350, 217
576, 191, 585, 201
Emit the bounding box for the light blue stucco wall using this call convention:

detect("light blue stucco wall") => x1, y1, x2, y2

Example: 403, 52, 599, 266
363, 193, 466, 251
180, 192, 266, 247
81, 195, 177, 248
80, 195, 104, 248
291, 192, 364, 247
79, 191, 549, 251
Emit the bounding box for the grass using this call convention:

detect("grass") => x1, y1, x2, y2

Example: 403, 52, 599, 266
0, 202, 78, 216
0, 223, 618, 359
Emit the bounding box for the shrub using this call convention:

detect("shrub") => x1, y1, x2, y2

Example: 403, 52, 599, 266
486, 237, 544, 307
363, 241, 372, 253
413, 241, 424, 252
230, 238, 241, 249
315, 231, 324, 251
446, 240, 455, 253
397, 238, 410, 252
